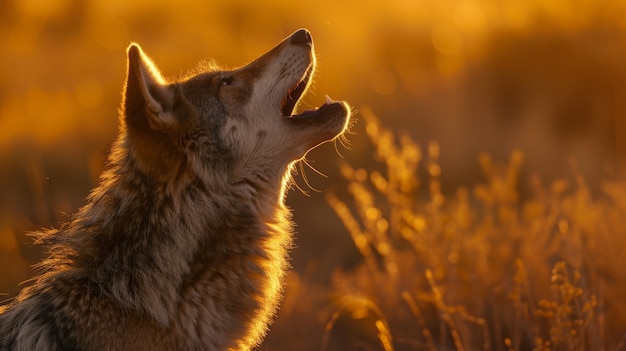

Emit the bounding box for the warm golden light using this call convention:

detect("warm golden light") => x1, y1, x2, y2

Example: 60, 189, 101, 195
3, 0, 626, 349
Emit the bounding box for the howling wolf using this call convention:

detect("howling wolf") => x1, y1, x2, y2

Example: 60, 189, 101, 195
0, 29, 351, 350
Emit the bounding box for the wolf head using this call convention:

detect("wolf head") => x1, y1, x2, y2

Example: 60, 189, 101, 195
121, 29, 351, 198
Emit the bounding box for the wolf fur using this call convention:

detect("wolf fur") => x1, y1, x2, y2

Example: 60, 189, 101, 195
0, 29, 351, 350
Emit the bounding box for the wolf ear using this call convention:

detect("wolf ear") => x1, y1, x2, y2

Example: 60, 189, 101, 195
124, 43, 177, 131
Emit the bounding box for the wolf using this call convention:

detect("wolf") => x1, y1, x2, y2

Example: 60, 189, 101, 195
0, 28, 351, 350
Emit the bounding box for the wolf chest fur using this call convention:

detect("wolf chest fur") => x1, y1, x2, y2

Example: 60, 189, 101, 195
0, 29, 351, 350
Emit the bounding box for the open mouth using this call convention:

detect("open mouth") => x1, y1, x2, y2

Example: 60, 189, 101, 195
280, 67, 339, 119
281, 66, 313, 117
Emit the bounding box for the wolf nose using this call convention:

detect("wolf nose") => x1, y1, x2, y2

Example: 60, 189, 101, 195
291, 29, 312, 45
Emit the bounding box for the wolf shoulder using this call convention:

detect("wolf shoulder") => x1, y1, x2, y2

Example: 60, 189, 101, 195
0, 277, 178, 351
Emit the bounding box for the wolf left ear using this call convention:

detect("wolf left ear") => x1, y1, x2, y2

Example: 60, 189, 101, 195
124, 43, 177, 131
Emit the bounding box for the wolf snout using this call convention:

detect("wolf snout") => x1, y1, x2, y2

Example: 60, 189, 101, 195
290, 28, 312, 46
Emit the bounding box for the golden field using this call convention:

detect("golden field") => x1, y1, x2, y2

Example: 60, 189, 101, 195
1, 0, 626, 349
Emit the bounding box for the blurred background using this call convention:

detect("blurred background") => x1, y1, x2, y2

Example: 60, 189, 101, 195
1, 0, 626, 349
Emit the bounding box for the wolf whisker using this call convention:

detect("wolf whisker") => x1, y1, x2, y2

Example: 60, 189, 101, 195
298, 159, 322, 193
289, 166, 311, 197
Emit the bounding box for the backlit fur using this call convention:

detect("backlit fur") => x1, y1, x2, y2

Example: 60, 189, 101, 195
0, 29, 351, 350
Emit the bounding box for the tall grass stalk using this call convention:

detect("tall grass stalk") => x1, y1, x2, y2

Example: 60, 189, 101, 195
325, 107, 626, 350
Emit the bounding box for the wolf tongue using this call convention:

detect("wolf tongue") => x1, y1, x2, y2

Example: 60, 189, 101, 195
290, 95, 339, 119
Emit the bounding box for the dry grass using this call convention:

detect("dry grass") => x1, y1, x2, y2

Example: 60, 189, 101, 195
323, 107, 626, 351
3, 2, 626, 349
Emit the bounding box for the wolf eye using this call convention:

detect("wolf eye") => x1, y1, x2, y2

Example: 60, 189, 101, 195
219, 76, 233, 87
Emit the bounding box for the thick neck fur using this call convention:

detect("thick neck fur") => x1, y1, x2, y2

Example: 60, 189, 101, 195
23, 130, 293, 349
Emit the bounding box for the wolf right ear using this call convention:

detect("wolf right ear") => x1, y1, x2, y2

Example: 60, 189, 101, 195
123, 44, 177, 131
